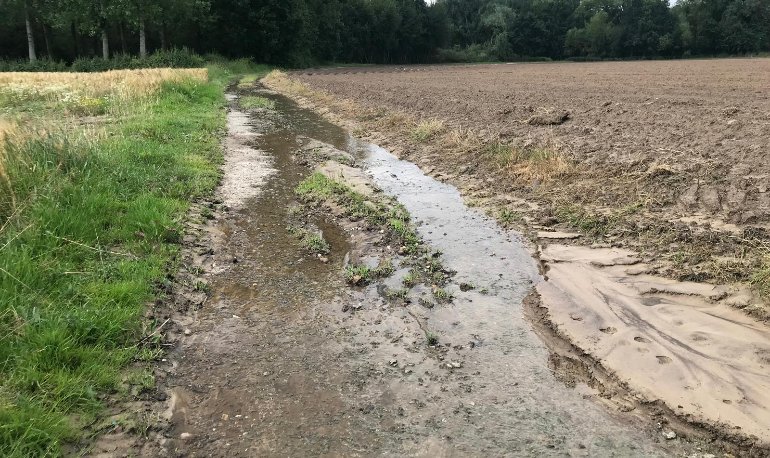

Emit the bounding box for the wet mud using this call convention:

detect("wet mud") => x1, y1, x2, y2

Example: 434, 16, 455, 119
99, 85, 744, 457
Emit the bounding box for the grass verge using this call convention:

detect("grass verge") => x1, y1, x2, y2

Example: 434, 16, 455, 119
0, 68, 234, 456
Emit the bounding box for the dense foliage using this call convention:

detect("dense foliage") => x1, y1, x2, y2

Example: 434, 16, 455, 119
1, 0, 769, 67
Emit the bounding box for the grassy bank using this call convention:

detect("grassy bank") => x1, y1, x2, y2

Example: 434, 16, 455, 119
0, 62, 266, 456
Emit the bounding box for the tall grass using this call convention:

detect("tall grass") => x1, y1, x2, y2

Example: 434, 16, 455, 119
0, 69, 225, 456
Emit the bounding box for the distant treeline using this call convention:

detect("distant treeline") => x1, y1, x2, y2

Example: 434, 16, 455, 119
1, 0, 768, 67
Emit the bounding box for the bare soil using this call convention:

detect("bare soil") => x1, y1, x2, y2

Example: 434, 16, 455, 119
258, 61, 770, 453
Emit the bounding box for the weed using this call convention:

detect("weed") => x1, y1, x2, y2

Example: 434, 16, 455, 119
374, 259, 395, 277
385, 288, 409, 300
498, 208, 520, 224
301, 232, 330, 255
410, 120, 444, 142
426, 332, 439, 346
433, 287, 450, 302
555, 205, 613, 237
200, 207, 214, 219
193, 280, 210, 293
402, 269, 419, 287
240, 96, 275, 110
344, 264, 372, 285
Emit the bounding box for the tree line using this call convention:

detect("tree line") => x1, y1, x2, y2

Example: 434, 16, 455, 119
1, 0, 768, 67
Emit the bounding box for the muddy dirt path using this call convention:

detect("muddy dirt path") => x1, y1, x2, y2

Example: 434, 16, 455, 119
145, 87, 717, 457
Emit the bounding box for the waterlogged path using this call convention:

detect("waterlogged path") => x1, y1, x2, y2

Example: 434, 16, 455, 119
157, 87, 683, 457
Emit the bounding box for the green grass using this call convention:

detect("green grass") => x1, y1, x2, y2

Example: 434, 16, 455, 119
344, 264, 373, 285
296, 173, 420, 252
240, 96, 275, 110
0, 76, 227, 455
301, 232, 330, 255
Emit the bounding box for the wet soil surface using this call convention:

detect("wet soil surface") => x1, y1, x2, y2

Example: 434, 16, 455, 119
141, 87, 717, 457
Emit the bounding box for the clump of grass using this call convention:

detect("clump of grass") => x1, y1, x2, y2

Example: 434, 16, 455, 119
426, 332, 439, 346
555, 205, 614, 237
751, 263, 770, 298
410, 120, 444, 142
433, 287, 450, 302
486, 142, 570, 181
296, 173, 420, 251
301, 232, 330, 255
402, 269, 419, 287
240, 96, 275, 110
385, 287, 409, 300
344, 264, 373, 285
498, 208, 520, 224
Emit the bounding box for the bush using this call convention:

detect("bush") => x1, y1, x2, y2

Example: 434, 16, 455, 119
0, 59, 69, 72
2, 48, 206, 73
435, 44, 493, 63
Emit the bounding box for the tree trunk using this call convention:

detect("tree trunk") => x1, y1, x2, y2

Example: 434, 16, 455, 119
160, 21, 167, 50
71, 22, 80, 57
43, 24, 52, 58
139, 18, 147, 58
119, 22, 127, 54
101, 28, 109, 60
25, 1, 37, 62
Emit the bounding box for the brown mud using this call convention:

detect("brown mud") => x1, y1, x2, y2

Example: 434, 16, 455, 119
88, 81, 737, 457
260, 68, 770, 455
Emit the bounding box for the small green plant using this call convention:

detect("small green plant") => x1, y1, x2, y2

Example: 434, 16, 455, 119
426, 332, 439, 346
193, 280, 210, 293
498, 208, 520, 224
301, 232, 330, 255
345, 264, 372, 285
200, 207, 214, 219
433, 287, 450, 302
374, 259, 395, 277
385, 288, 409, 300
240, 95, 275, 110
402, 269, 419, 287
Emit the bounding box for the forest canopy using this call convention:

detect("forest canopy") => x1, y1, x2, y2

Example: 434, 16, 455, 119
1, 0, 769, 67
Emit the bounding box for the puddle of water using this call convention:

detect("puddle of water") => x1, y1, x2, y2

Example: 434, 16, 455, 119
357, 142, 670, 455
212, 92, 352, 308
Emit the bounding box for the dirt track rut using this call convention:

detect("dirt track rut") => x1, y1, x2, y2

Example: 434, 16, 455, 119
148, 88, 716, 457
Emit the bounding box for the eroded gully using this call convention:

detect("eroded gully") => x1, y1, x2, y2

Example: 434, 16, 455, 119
161, 87, 683, 457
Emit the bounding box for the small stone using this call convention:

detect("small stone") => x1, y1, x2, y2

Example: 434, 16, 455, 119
664, 431, 677, 440
389, 359, 398, 367
319, 256, 329, 263
183, 329, 192, 336
180, 432, 193, 440
448, 361, 463, 369
263, 372, 270, 376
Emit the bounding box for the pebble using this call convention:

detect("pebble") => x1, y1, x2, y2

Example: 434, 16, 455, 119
183, 329, 192, 336
180, 432, 193, 440
664, 431, 677, 440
